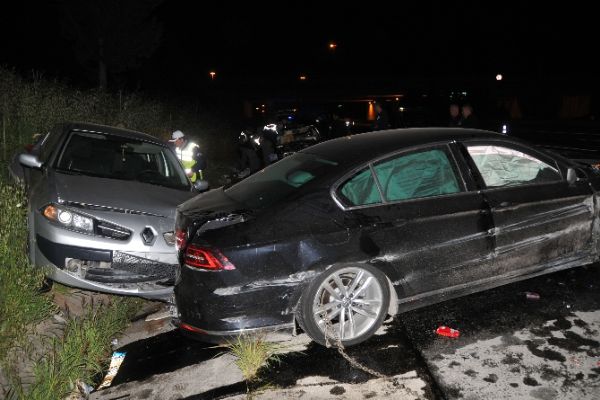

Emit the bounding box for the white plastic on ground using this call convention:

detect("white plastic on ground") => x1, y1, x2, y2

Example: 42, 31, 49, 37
96, 352, 126, 390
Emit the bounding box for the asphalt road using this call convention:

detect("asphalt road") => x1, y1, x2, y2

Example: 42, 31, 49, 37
92, 263, 600, 399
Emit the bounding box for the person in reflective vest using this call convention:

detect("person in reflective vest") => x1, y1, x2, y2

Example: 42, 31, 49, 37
169, 130, 206, 182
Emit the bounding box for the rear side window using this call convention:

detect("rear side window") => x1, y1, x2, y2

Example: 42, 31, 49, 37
467, 145, 561, 188
373, 149, 461, 202
337, 148, 461, 207
338, 168, 382, 206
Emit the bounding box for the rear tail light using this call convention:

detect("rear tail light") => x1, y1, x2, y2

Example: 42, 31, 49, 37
184, 245, 235, 271
176, 229, 187, 250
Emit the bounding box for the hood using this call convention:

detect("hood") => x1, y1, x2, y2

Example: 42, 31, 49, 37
53, 172, 195, 219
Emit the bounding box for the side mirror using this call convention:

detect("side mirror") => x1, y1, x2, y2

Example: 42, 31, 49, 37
193, 180, 209, 192
19, 153, 43, 169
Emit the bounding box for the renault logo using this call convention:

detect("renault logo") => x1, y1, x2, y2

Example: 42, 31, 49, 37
141, 227, 156, 246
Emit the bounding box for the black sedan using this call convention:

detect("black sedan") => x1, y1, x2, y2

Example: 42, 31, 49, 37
174, 128, 600, 346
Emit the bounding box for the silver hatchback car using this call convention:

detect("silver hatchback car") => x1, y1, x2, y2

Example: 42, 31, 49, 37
15, 122, 196, 300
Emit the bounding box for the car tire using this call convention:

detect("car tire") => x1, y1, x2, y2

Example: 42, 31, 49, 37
297, 264, 390, 347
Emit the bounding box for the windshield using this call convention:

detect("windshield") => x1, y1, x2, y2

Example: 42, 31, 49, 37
56, 131, 190, 190
225, 152, 338, 209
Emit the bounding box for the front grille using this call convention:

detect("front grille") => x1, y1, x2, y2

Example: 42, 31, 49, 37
111, 251, 176, 282
96, 220, 131, 240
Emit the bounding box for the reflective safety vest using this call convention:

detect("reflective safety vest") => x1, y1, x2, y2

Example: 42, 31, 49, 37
175, 141, 203, 182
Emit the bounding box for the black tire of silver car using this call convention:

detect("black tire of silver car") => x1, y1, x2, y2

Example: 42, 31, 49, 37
297, 264, 390, 347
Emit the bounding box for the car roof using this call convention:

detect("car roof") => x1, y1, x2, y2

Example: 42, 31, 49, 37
59, 122, 165, 145
302, 127, 505, 165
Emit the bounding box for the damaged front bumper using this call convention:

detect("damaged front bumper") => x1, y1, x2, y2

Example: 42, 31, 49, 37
35, 234, 175, 300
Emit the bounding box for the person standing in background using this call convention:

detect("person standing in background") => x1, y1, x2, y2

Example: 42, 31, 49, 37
461, 104, 480, 128
373, 102, 390, 131
169, 130, 206, 182
448, 103, 462, 127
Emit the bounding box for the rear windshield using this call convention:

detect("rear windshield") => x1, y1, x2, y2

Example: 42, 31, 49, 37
225, 152, 338, 208
56, 131, 190, 191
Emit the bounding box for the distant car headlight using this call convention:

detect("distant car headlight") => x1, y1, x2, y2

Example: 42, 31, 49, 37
42, 204, 94, 234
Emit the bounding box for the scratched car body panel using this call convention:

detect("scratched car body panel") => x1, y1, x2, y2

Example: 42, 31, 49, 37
174, 128, 600, 346
16, 122, 196, 300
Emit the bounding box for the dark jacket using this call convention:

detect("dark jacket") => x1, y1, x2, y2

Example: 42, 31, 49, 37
461, 114, 480, 128
373, 110, 390, 131
448, 116, 462, 127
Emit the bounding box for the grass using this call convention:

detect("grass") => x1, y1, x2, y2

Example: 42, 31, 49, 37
225, 334, 281, 397
0, 182, 55, 364
0, 180, 141, 399
26, 297, 141, 400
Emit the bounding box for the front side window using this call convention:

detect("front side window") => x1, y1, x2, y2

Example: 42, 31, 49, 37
467, 145, 561, 188
39, 128, 62, 163
56, 131, 190, 190
373, 149, 461, 202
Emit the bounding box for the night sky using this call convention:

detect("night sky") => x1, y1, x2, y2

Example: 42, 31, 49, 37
1, 1, 598, 93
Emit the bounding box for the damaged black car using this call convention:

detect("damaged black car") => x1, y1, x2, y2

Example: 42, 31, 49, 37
174, 128, 600, 346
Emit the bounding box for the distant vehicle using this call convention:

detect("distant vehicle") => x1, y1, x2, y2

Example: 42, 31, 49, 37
174, 128, 600, 346
14, 122, 197, 300
277, 124, 321, 157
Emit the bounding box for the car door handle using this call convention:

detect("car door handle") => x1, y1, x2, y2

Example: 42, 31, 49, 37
498, 201, 511, 208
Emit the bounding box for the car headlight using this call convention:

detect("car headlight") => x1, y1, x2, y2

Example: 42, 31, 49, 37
42, 204, 95, 234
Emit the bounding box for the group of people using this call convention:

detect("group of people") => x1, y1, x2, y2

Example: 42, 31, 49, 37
372, 101, 480, 131
236, 128, 279, 177
448, 103, 479, 128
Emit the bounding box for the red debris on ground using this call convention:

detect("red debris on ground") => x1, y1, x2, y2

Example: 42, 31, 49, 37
435, 326, 460, 338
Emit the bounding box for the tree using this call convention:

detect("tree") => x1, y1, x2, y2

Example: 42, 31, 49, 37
59, 0, 163, 89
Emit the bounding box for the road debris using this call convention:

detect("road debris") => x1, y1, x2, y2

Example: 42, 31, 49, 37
435, 326, 460, 338
525, 291, 540, 300
96, 352, 126, 390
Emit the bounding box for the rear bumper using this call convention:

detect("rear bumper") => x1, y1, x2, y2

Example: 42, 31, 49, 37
174, 266, 299, 336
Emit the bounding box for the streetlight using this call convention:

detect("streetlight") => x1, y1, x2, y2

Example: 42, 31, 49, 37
328, 42, 337, 50
496, 74, 503, 81
299, 75, 307, 81
209, 71, 216, 80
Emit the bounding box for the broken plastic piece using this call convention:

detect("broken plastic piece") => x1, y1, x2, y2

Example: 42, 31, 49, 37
96, 351, 126, 390
436, 326, 460, 338
76, 379, 93, 396
525, 291, 540, 300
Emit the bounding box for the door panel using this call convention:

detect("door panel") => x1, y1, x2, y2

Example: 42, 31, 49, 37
336, 145, 495, 297
351, 192, 494, 296
485, 183, 594, 273
465, 142, 595, 275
